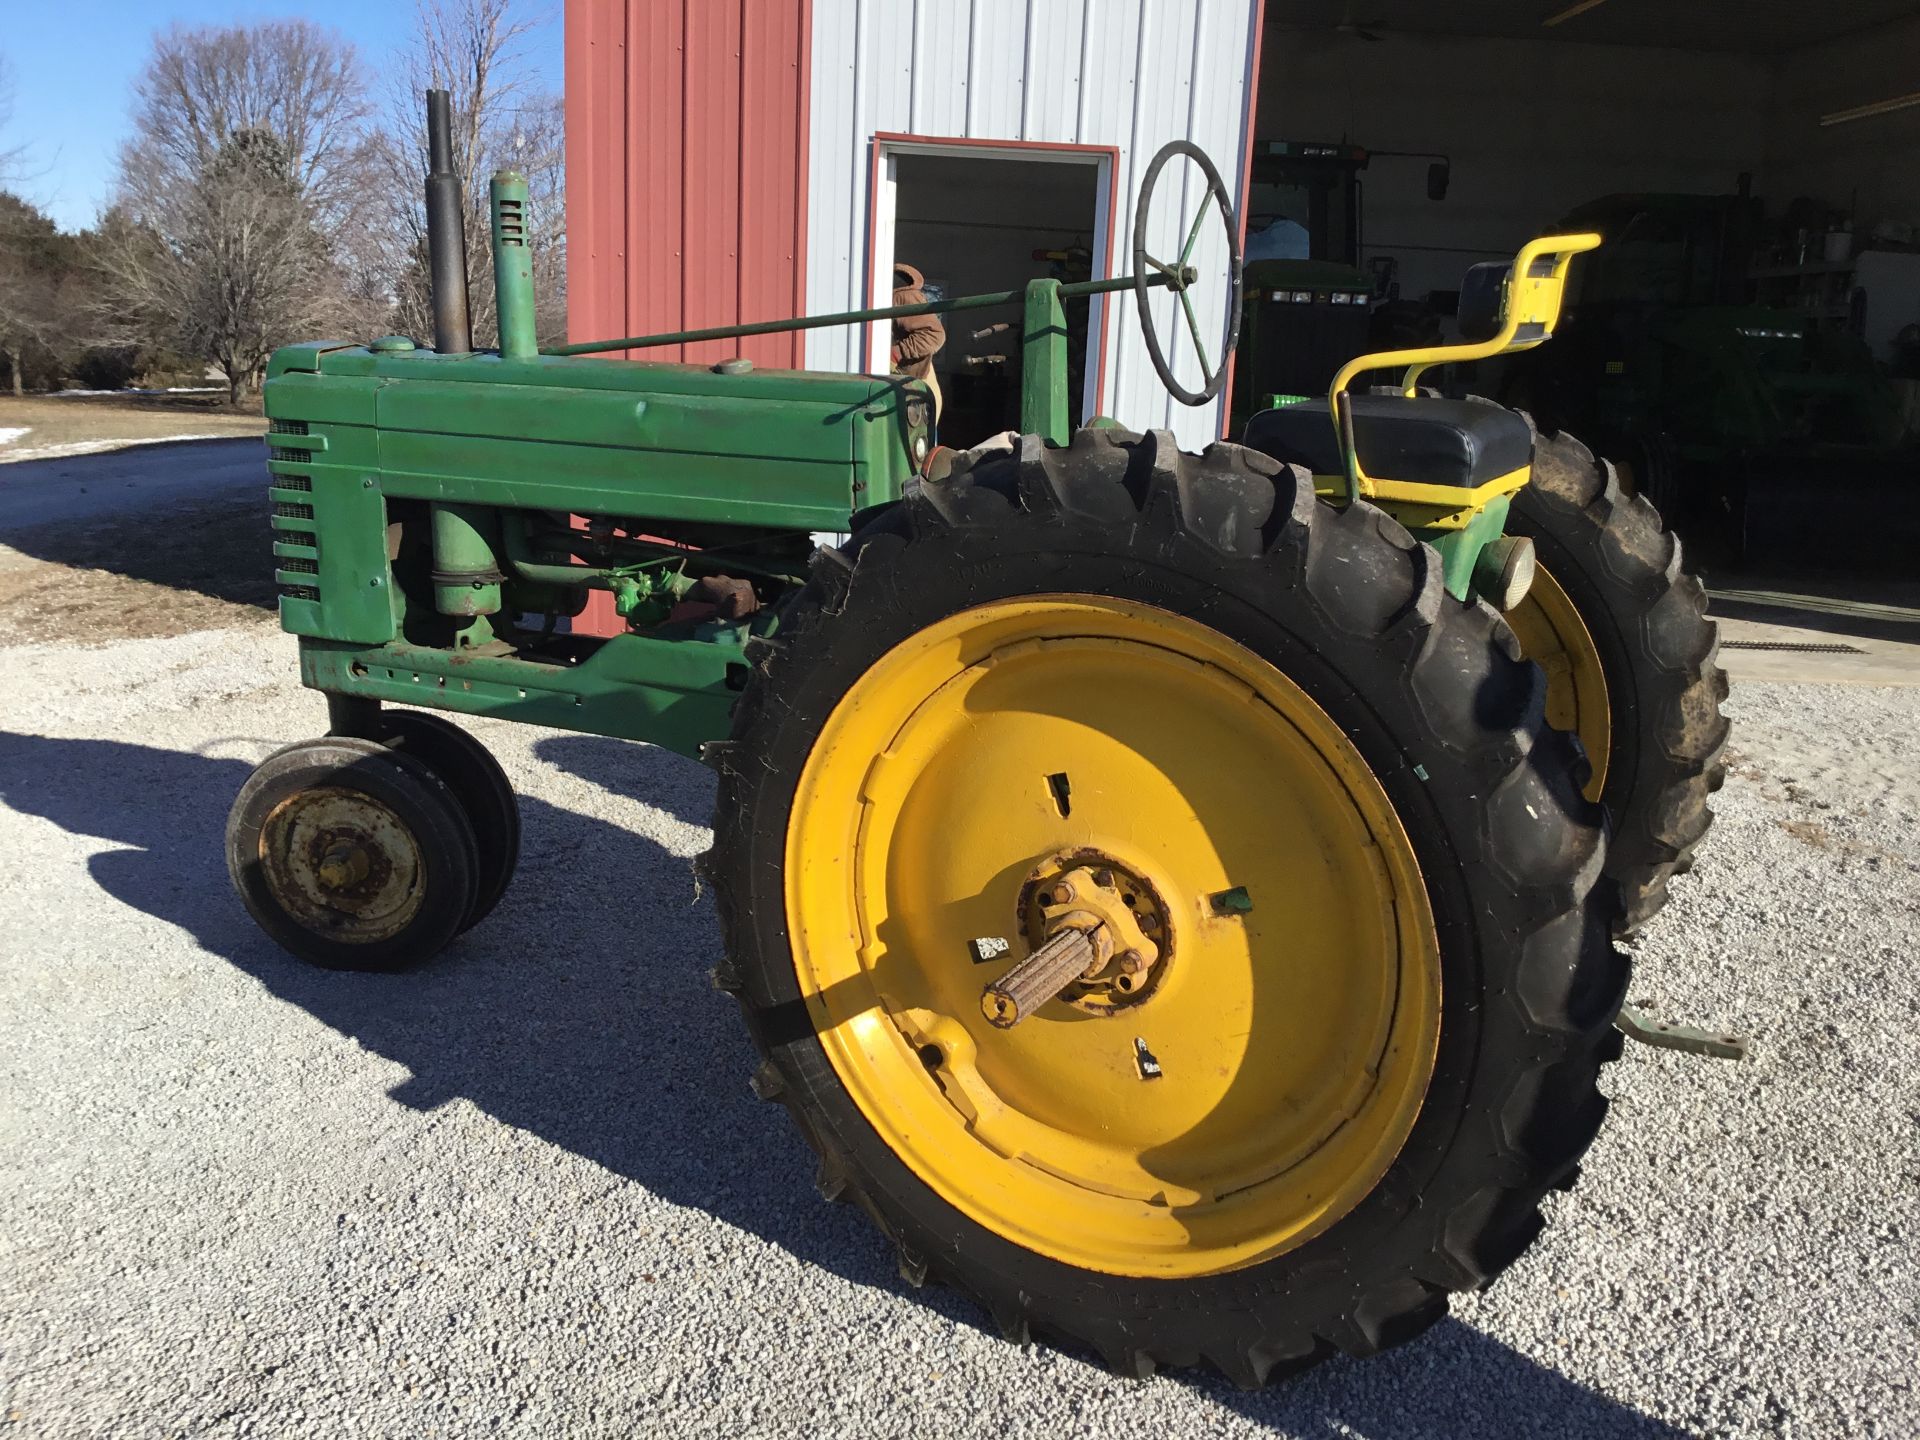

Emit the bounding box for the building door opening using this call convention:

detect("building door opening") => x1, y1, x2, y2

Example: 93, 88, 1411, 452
872, 143, 1112, 450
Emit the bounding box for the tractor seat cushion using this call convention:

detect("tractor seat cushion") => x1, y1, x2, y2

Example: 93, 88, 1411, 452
1242, 395, 1533, 488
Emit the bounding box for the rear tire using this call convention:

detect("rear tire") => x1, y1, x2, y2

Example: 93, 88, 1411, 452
707, 427, 1624, 1382
1507, 422, 1730, 937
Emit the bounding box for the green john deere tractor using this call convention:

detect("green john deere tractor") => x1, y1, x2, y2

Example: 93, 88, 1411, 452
226, 94, 1729, 1382
1494, 190, 1915, 559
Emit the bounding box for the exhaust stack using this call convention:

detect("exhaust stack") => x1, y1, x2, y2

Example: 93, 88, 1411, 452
424, 89, 473, 355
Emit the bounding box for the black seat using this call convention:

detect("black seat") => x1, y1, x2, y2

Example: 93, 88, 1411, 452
1242, 395, 1532, 488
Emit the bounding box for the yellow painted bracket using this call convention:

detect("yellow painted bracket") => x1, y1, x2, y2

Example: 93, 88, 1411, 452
1309, 465, 1531, 531
1325, 232, 1602, 509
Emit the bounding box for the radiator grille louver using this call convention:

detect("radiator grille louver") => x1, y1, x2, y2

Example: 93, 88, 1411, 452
267, 416, 319, 605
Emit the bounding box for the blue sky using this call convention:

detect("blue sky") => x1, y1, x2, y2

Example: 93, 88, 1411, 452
2, 1, 562, 231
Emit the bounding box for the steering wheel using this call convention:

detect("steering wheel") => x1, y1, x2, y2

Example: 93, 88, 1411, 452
1132, 140, 1243, 407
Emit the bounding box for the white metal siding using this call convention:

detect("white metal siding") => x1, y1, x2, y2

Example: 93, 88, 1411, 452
805, 0, 1260, 447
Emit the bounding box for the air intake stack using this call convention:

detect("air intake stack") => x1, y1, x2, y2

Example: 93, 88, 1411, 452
490, 170, 537, 361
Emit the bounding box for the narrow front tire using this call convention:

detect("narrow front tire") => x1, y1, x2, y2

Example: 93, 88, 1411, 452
226, 737, 480, 971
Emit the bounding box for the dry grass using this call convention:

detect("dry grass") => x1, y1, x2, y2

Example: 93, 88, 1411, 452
0, 391, 274, 643
0, 393, 262, 458
0, 494, 276, 646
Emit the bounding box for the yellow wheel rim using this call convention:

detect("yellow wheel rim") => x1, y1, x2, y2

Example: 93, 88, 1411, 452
784, 596, 1441, 1278
1505, 562, 1611, 802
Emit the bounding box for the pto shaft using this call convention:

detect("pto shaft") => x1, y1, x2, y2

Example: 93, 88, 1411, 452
981, 927, 1098, 1029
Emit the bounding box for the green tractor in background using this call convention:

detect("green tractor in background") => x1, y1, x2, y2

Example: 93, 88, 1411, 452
1231, 139, 1455, 427
1492, 190, 1916, 561
224, 95, 1728, 1383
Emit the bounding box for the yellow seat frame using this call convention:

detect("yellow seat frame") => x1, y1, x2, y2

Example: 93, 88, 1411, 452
1316, 233, 1602, 530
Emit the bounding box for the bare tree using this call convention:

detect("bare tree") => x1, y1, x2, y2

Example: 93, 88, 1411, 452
104, 137, 364, 404
0, 194, 62, 395
120, 21, 374, 232
100, 22, 378, 403
364, 0, 565, 346
0, 56, 28, 184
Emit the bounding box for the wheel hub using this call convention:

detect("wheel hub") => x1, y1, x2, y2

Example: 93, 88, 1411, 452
984, 853, 1171, 1025
316, 840, 374, 890
259, 787, 426, 941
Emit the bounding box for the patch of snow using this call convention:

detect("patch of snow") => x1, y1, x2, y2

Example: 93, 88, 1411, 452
0, 427, 30, 445
0, 434, 254, 465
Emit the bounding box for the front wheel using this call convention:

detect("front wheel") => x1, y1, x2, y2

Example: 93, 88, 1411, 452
707, 428, 1624, 1382
226, 737, 480, 970
374, 711, 521, 931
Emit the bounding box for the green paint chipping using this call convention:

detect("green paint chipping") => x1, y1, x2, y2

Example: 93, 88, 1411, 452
300, 628, 751, 760
1209, 886, 1254, 916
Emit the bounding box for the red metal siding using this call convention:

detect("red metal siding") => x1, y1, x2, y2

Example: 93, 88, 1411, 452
564, 0, 811, 366
564, 0, 811, 635
564, 8, 627, 358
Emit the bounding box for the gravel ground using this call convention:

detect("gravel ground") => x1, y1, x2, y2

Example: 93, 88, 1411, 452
0, 438, 263, 530
1, 620, 1916, 1439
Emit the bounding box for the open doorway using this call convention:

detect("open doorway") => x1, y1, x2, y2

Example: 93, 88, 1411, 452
872, 140, 1113, 449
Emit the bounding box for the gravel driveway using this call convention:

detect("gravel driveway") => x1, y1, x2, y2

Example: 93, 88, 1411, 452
2, 621, 1915, 1439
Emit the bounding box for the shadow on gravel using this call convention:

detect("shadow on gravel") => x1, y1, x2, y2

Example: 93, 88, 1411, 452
1706, 590, 1920, 648
530, 732, 714, 830
0, 440, 274, 614
0, 727, 1685, 1438
0, 493, 276, 614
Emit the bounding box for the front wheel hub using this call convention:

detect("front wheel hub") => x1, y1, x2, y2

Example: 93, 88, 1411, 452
259, 788, 424, 941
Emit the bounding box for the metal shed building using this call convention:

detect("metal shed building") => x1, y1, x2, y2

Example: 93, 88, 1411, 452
564, 0, 1264, 451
